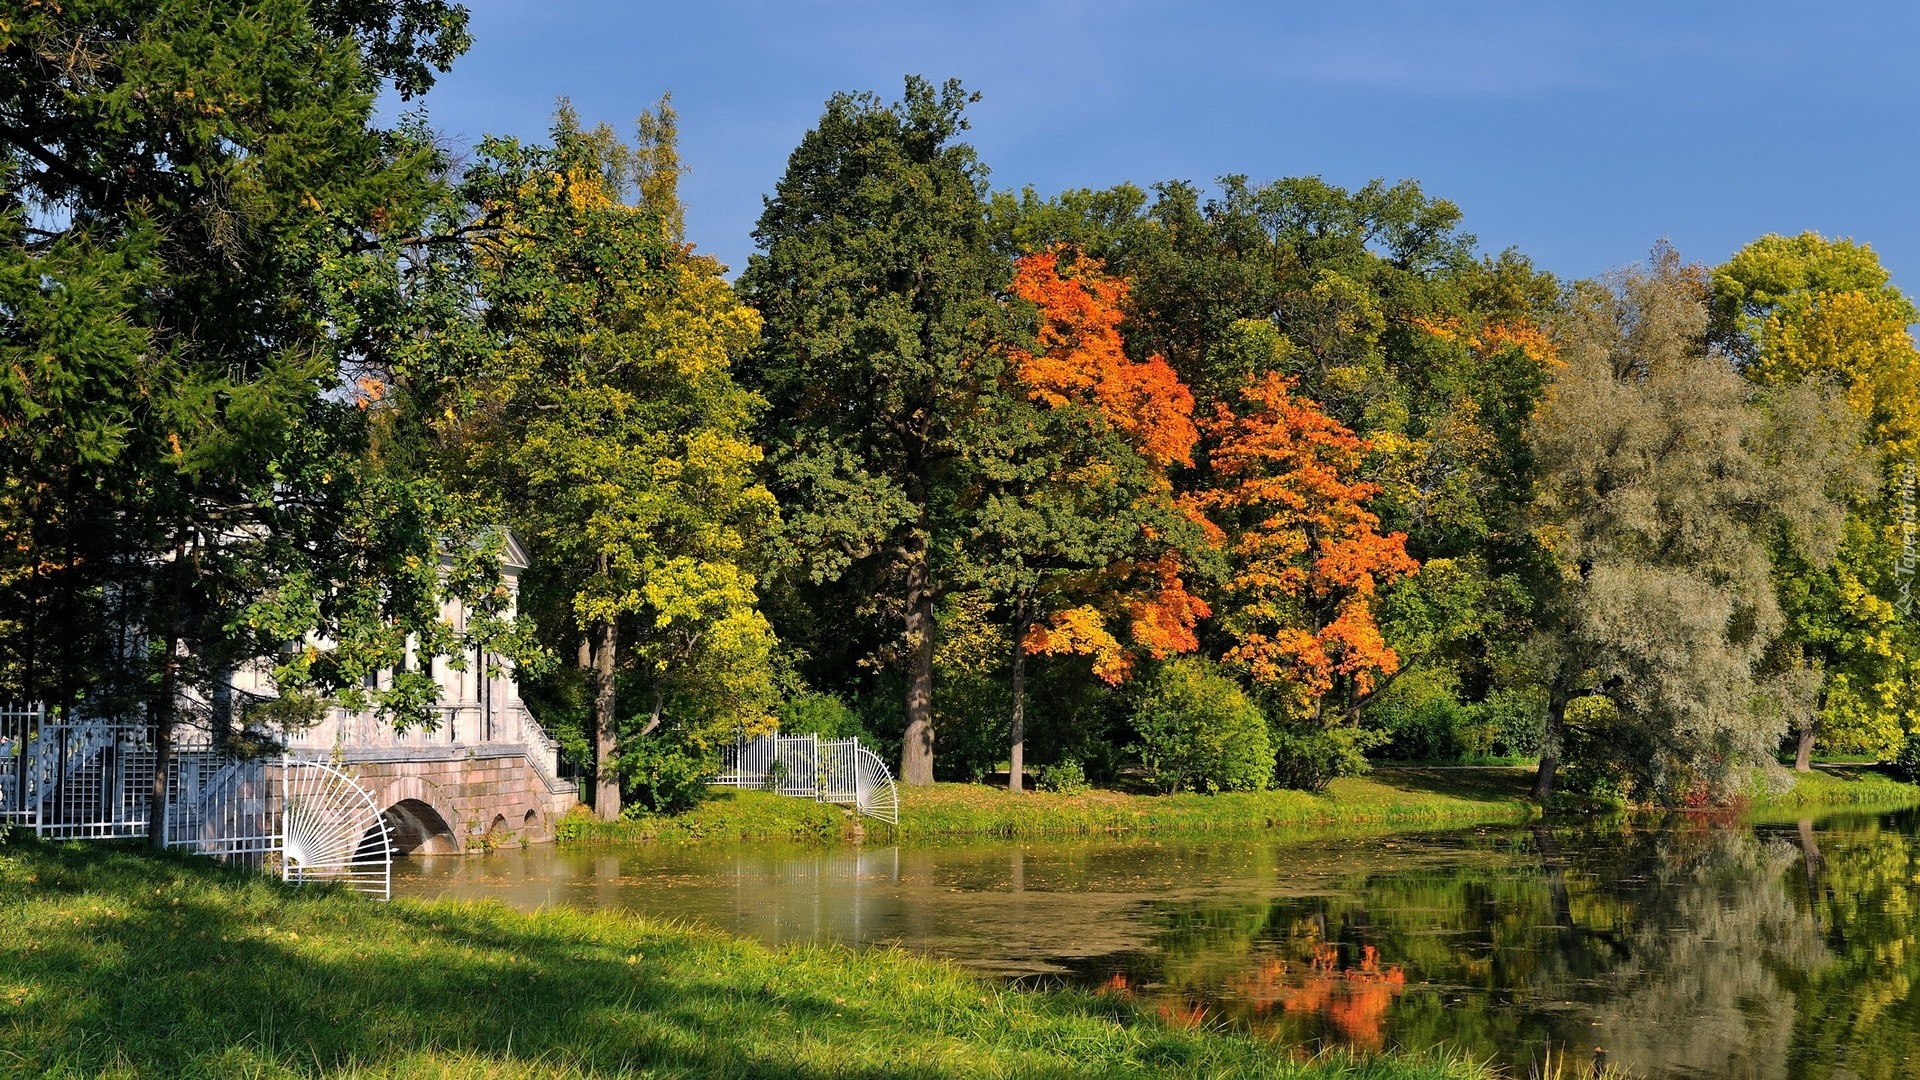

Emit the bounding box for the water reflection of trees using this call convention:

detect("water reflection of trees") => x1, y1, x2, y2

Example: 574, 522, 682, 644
1776, 811, 1920, 1080
1118, 817, 1920, 1079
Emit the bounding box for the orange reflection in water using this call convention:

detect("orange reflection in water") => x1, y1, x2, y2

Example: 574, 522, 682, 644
1232, 943, 1406, 1050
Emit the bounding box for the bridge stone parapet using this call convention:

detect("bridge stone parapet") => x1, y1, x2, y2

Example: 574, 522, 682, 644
300, 745, 578, 854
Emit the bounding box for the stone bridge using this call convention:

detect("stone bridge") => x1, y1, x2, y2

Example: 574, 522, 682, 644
288, 701, 579, 855
5, 535, 580, 857
328, 746, 577, 854
230, 532, 580, 855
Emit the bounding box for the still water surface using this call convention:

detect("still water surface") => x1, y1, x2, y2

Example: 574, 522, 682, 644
394, 810, 1920, 1079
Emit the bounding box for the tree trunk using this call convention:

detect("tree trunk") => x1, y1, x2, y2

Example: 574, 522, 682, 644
592, 618, 620, 821
21, 501, 37, 703
1008, 601, 1030, 794
148, 667, 173, 850
900, 530, 937, 786
1531, 682, 1569, 803
148, 532, 190, 850
1795, 714, 1819, 772
210, 666, 233, 753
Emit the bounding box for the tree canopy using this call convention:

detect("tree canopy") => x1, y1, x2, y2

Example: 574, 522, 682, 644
6, 36, 1917, 814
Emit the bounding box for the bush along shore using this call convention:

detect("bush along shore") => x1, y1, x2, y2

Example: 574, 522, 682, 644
556, 765, 1920, 846
0, 836, 1503, 1080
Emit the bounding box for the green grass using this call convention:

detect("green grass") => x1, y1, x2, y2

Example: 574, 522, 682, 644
561, 768, 1541, 845
0, 836, 1497, 1079
1749, 765, 1920, 812
560, 762, 1920, 847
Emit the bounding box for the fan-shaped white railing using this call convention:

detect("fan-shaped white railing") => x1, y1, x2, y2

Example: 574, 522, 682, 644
281, 757, 393, 900
713, 733, 899, 824
849, 744, 898, 824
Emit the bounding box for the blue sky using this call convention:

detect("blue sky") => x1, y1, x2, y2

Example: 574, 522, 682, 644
396, 1, 1920, 288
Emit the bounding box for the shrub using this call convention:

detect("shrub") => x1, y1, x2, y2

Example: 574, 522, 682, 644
777, 691, 866, 740
1271, 725, 1382, 792
1481, 686, 1548, 758
619, 736, 716, 815
1367, 669, 1554, 764
1033, 759, 1090, 795
1894, 732, 1920, 783
552, 804, 598, 841
1370, 669, 1479, 762
1020, 657, 1135, 784
1130, 659, 1273, 794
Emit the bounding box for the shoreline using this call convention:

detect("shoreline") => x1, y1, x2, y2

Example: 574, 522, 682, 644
556, 768, 1542, 846
554, 765, 1920, 848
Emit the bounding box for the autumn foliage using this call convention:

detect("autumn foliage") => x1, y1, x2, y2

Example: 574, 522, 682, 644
1006, 249, 1208, 683
1005, 250, 1413, 709
1195, 372, 1418, 707
1412, 313, 1561, 370
1006, 249, 1198, 467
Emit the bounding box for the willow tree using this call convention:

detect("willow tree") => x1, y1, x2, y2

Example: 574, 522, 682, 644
1527, 246, 1871, 801
738, 78, 1005, 785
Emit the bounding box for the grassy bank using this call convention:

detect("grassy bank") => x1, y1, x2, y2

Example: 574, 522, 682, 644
559, 763, 1920, 847
1748, 765, 1920, 812
0, 837, 1494, 1079
560, 768, 1540, 845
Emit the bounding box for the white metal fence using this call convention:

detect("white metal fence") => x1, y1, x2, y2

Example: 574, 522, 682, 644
712, 733, 899, 824
278, 757, 393, 900
2, 702, 392, 899
161, 752, 275, 860
2, 702, 160, 839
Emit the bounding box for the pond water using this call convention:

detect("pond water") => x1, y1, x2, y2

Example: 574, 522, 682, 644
392, 809, 1920, 1080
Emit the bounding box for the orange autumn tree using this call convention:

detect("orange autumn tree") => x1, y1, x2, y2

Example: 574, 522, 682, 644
970, 248, 1209, 790
1193, 371, 1417, 770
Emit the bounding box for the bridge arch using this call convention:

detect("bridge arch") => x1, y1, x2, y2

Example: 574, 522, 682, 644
372, 776, 462, 855
485, 795, 541, 843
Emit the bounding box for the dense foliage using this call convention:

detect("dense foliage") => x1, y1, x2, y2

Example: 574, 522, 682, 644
0, 0, 527, 839
5, 7, 1918, 811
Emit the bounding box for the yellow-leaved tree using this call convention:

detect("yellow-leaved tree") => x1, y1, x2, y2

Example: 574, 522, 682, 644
465, 101, 777, 818
1714, 233, 1920, 766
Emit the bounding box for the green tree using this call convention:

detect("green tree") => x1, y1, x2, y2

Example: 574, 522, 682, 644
1713, 233, 1920, 766
1527, 246, 1871, 801
0, 0, 527, 842
462, 104, 776, 820
738, 77, 1006, 785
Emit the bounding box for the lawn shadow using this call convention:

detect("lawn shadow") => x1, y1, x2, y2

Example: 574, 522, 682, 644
1365, 765, 1536, 804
